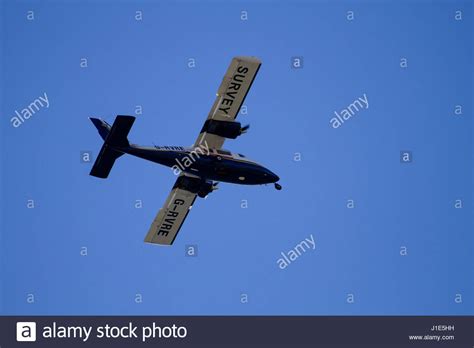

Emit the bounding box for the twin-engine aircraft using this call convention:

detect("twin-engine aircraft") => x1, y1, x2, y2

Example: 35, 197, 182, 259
89, 56, 281, 245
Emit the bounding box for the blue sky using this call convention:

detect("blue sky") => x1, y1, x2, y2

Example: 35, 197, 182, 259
1, 0, 472, 315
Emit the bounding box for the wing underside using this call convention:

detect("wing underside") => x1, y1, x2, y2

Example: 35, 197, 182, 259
144, 175, 197, 245
146, 57, 261, 245
194, 56, 261, 150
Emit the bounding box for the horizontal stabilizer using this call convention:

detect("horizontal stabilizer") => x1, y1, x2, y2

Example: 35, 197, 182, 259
105, 115, 135, 147
90, 144, 123, 179
89, 115, 136, 179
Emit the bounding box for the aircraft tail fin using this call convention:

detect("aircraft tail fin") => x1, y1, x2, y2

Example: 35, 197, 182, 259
89, 118, 111, 141
89, 115, 136, 179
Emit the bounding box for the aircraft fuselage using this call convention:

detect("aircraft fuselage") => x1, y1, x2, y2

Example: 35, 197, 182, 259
120, 144, 279, 185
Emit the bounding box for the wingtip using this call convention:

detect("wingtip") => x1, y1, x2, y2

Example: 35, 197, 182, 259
234, 56, 261, 64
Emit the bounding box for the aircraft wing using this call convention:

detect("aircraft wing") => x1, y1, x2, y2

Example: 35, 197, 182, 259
144, 174, 198, 245
194, 56, 261, 150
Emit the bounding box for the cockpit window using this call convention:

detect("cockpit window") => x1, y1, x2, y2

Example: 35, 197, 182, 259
217, 149, 231, 156
238, 153, 246, 158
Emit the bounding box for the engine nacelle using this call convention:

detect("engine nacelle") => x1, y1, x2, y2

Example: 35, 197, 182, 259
201, 119, 243, 139
197, 182, 214, 198
173, 176, 216, 198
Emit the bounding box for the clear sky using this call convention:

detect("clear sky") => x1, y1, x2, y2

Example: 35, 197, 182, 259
1, 0, 472, 315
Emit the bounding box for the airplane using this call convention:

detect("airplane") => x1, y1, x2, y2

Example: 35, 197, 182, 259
89, 56, 281, 245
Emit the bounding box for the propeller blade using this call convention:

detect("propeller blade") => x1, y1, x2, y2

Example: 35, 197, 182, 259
240, 124, 250, 134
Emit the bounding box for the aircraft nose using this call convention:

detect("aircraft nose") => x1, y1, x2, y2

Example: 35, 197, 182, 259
266, 169, 279, 183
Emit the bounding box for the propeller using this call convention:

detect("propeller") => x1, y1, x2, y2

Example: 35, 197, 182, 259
202, 182, 219, 199
240, 124, 250, 135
